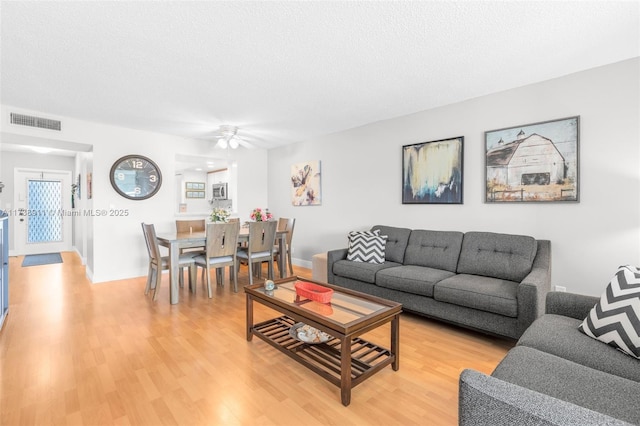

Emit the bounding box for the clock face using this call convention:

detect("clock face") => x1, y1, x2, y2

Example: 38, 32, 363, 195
110, 155, 162, 200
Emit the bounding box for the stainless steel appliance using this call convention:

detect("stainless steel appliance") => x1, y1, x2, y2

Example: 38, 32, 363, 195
212, 182, 228, 200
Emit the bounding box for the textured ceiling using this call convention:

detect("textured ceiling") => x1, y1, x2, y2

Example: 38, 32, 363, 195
1, 1, 638, 149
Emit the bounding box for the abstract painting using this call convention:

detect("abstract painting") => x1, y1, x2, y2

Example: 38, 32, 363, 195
291, 160, 321, 206
485, 116, 579, 202
402, 137, 464, 204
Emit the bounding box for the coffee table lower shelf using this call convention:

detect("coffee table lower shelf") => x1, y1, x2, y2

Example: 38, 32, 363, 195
252, 316, 395, 402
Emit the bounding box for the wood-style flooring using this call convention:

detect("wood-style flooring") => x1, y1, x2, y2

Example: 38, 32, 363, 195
0, 252, 514, 425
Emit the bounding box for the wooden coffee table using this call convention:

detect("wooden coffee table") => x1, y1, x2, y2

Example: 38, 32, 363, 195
245, 276, 402, 406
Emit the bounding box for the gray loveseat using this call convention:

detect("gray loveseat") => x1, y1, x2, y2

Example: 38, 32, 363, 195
327, 225, 551, 339
459, 292, 640, 425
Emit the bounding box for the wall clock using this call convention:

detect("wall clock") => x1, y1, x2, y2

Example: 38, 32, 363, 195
110, 155, 162, 200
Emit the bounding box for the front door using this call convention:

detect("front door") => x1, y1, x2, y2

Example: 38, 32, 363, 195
14, 169, 73, 255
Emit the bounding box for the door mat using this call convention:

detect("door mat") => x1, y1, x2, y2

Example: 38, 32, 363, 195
21, 253, 63, 267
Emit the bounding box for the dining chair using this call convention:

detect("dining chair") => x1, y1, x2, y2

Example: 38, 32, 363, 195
236, 221, 277, 285
175, 219, 206, 233
273, 217, 296, 276
227, 218, 244, 247
194, 222, 240, 296
175, 219, 206, 286
141, 223, 197, 301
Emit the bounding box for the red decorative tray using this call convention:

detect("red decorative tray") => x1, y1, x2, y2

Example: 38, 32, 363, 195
294, 281, 334, 303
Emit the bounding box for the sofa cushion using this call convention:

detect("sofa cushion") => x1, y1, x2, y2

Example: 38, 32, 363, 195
434, 274, 519, 317
492, 346, 640, 425
371, 225, 412, 264
332, 259, 400, 284
518, 314, 640, 383
403, 230, 463, 273
346, 231, 387, 264
578, 265, 640, 359
376, 265, 455, 297
457, 231, 537, 282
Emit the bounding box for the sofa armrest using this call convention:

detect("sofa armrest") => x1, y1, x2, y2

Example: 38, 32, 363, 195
545, 291, 598, 320
326, 248, 348, 284
516, 240, 551, 337
459, 369, 631, 426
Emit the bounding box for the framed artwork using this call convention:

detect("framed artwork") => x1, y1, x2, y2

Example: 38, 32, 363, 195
291, 160, 322, 206
87, 172, 92, 199
185, 182, 205, 190
485, 116, 579, 203
185, 191, 205, 199
402, 137, 464, 204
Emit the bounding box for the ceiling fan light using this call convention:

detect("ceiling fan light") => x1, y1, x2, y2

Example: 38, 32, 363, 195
217, 138, 228, 149
229, 138, 239, 149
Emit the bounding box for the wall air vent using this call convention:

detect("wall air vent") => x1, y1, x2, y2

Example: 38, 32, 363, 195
10, 113, 61, 131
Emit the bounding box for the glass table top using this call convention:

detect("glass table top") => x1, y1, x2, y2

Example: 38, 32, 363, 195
253, 280, 390, 326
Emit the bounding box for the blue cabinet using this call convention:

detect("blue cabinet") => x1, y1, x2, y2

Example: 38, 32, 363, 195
0, 215, 8, 331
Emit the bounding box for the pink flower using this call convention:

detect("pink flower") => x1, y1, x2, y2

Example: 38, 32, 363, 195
251, 207, 272, 221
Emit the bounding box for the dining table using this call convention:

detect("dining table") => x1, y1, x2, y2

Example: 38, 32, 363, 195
156, 225, 289, 304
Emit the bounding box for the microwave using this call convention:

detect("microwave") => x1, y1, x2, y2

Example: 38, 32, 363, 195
212, 182, 228, 200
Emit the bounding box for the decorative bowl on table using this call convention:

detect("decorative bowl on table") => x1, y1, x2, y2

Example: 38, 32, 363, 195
289, 323, 332, 344
294, 280, 334, 303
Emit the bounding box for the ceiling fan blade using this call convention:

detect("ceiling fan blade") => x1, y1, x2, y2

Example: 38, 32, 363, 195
235, 137, 255, 149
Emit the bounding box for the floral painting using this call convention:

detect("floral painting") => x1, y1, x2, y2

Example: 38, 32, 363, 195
87, 172, 92, 199
485, 116, 579, 202
402, 137, 464, 204
291, 160, 321, 206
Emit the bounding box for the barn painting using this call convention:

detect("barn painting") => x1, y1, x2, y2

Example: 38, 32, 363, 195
485, 117, 579, 202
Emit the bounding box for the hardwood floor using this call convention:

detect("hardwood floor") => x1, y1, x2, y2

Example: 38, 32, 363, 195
0, 252, 514, 425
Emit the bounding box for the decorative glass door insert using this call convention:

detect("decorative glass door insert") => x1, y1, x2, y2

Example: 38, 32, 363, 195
27, 179, 63, 243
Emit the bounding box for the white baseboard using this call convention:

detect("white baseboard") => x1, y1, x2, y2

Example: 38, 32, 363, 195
72, 246, 86, 265
292, 257, 312, 269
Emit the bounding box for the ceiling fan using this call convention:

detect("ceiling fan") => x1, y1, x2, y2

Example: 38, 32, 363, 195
214, 125, 255, 150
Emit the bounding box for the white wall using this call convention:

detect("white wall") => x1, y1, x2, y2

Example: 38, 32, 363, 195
176, 170, 210, 214
73, 152, 93, 269
0, 105, 269, 282
267, 58, 640, 296
235, 150, 268, 221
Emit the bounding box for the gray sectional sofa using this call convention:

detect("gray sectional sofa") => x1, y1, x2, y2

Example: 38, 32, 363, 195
327, 225, 551, 339
459, 292, 640, 425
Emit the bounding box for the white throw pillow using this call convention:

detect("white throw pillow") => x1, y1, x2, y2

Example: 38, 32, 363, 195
579, 265, 640, 359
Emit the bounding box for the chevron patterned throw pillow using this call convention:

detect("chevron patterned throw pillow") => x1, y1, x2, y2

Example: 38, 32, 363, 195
346, 231, 387, 264
579, 265, 640, 359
